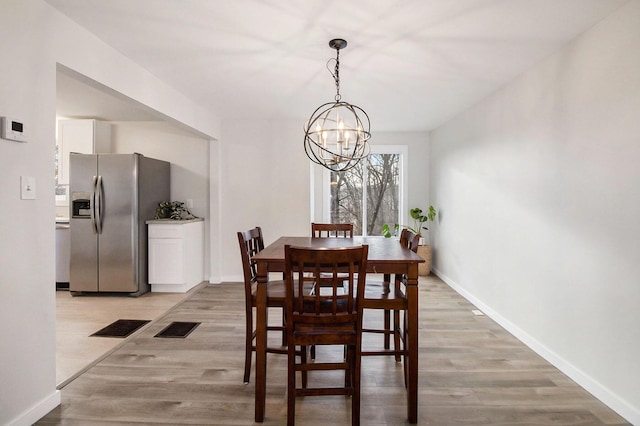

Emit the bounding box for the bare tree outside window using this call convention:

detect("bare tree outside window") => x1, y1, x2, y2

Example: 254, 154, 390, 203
330, 154, 399, 236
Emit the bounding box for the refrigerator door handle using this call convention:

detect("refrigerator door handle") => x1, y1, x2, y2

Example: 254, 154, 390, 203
95, 175, 104, 234
90, 176, 98, 234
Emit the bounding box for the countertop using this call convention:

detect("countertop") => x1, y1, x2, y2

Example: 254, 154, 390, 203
145, 217, 204, 225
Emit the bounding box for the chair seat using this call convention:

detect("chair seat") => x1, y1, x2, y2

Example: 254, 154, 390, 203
251, 280, 314, 305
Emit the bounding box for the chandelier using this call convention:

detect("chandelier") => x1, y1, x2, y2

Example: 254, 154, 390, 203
303, 39, 371, 172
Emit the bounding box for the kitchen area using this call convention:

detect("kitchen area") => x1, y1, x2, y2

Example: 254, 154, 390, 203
54, 69, 211, 386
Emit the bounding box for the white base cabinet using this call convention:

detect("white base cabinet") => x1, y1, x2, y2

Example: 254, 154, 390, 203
147, 219, 204, 293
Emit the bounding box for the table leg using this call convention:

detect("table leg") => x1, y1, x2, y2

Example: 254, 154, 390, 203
255, 264, 268, 422
406, 265, 419, 423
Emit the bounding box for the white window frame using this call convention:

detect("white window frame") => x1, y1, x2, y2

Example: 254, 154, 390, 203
317, 145, 408, 236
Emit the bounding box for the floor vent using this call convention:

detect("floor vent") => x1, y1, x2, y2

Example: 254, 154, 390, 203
154, 321, 200, 338
90, 319, 151, 338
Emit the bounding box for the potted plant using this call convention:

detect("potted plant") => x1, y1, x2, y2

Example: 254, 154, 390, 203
382, 205, 436, 275
154, 201, 198, 220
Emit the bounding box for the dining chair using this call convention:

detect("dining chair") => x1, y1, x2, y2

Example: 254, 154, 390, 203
362, 229, 420, 371
311, 222, 354, 238
309, 222, 354, 359
284, 244, 368, 426
237, 227, 311, 384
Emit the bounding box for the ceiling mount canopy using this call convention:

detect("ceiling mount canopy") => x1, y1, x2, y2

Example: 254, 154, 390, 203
303, 38, 371, 172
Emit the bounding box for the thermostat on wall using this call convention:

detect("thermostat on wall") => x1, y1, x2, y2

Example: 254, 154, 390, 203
1, 116, 27, 143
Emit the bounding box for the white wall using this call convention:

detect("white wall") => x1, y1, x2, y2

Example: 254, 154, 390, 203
430, 1, 640, 423
0, 2, 59, 424
111, 121, 210, 217
0, 2, 221, 424
218, 119, 311, 282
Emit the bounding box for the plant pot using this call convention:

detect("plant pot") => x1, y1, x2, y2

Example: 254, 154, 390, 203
416, 245, 432, 276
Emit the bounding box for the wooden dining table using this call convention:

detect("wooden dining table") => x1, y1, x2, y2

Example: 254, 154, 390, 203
252, 236, 424, 423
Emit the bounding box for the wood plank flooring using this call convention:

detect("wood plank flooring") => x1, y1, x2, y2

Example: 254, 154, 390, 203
40, 275, 629, 425
55, 288, 191, 386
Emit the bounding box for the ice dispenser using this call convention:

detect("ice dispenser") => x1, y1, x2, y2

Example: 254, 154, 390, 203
71, 192, 91, 218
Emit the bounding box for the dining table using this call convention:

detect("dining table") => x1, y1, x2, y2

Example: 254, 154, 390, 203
251, 235, 424, 423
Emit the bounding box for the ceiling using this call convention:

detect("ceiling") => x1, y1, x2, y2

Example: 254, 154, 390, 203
57, 67, 162, 121
48, 0, 627, 132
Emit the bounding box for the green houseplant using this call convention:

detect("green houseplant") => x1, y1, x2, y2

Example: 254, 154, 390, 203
154, 201, 198, 220
382, 205, 436, 276
382, 205, 436, 239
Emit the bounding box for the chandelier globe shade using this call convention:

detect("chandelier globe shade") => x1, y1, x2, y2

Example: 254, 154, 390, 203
303, 39, 371, 172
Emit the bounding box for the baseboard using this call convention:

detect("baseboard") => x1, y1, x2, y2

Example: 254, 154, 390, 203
8, 389, 61, 426
151, 282, 199, 293
431, 266, 640, 426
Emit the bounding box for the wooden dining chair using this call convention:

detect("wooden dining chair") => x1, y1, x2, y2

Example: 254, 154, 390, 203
362, 229, 420, 371
284, 244, 368, 426
311, 222, 354, 238
237, 227, 311, 384
309, 222, 355, 358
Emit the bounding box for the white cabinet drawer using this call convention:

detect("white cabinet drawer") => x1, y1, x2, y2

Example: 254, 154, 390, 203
148, 224, 184, 238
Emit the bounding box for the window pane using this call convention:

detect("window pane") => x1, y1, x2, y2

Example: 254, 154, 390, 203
366, 154, 399, 236
329, 153, 399, 236
330, 166, 363, 234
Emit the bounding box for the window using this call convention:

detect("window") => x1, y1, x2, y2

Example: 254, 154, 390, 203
320, 146, 407, 236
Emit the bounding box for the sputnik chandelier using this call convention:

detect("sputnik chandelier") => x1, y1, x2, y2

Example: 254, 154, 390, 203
303, 39, 371, 172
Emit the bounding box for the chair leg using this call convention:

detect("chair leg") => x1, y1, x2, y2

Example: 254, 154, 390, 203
345, 346, 353, 388
383, 309, 391, 349
403, 310, 408, 388
301, 346, 308, 389
287, 338, 296, 426
382, 274, 391, 350
352, 344, 361, 426
282, 309, 288, 346
393, 309, 401, 362
244, 311, 253, 384
393, 274, 404, 362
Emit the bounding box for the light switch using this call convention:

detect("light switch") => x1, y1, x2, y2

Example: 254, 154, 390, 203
21, 176, 36, 200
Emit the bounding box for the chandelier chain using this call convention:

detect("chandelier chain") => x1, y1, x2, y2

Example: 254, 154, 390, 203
326, 50, 342, 102
334, 48, 341, 101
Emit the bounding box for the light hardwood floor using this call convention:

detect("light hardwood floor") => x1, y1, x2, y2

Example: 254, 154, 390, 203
42, 276, 630, 425
56, 288, 192, 386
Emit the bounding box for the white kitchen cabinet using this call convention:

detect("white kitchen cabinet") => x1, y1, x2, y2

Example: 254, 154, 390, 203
57, 119, 112, 185
147, 218, 204, 292
55, 220, 70, 286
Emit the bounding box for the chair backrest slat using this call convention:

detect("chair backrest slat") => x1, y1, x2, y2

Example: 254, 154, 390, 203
311, 223, 354, 238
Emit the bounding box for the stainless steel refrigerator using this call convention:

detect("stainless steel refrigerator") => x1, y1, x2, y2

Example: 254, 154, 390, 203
69, 153, 170, 296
